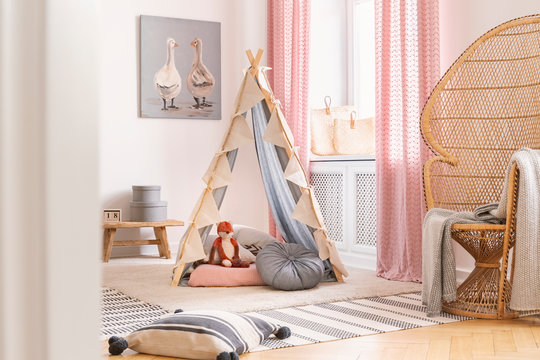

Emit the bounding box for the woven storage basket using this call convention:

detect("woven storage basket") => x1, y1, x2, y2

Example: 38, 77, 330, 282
333, 115, 374, 155
311, 104, 354, 155
310, 96, 374, 156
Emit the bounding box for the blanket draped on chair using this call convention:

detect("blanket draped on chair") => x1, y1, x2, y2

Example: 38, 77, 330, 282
491, 149, 540, 311
422, 149, 540, 316
422, 205, 502, 316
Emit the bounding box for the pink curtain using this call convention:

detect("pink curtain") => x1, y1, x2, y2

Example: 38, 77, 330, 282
267, 0, 311, 237
375, 0, 440, 282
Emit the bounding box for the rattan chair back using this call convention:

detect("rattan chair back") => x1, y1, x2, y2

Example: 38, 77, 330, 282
422, 15, 540, 212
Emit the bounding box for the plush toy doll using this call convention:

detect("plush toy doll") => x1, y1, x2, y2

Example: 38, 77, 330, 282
208, 221, 250, 268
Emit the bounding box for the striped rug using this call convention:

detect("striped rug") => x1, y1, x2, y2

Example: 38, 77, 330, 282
101, 288, 469, 351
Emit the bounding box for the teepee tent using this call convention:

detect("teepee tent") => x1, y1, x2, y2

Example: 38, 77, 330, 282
171, 49, 348, 286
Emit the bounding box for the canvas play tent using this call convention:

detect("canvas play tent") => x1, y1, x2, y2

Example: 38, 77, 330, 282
171, 49, 348, 286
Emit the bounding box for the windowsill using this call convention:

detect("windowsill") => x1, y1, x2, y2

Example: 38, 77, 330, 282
310, 154, 375, 162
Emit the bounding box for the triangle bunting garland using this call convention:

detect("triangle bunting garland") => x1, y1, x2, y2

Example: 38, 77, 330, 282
178, 227, 207, 264
221, 115, 254, 152
313, 229, 349, 277
284, 150, 308, 187
313, 229, 330, 260
291, 188, 323, 229
234, 73, 265, 116
202, 153, 233, 189
172, 49, 348, 286
276, 106, 295, 145
263, 108, 292, 149
194, 191, 221, 228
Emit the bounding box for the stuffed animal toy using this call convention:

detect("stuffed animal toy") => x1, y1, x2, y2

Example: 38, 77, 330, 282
108, 308, 292, 359
207, 221, 251, 267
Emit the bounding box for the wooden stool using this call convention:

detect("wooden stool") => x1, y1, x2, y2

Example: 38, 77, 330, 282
103, 219, 184, 262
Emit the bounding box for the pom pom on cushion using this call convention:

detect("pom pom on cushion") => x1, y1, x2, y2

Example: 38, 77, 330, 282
275, 326, 291, 339
108, 337, 128, 355
108, 309, 291, 359
256, 242, 324, 290
188, 263, 266, 287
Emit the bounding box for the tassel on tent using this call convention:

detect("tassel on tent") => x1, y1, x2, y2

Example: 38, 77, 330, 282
202, 153, 233, 189
313, 229, 330, 259
313, 229, 349, 278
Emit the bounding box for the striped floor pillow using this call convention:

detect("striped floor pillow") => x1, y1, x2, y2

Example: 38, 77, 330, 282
108, 309, 291, 360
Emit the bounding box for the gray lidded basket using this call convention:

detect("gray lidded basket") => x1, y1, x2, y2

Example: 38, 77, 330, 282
130, 200, 167, 222
130, 185, 167, 221
132, 185, 162, 202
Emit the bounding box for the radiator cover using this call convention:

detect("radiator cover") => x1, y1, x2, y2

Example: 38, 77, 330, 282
310, 159, 376, 270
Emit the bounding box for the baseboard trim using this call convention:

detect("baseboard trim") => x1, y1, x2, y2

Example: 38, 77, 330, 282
109, 242, 179, 259
339, 251, 377, 272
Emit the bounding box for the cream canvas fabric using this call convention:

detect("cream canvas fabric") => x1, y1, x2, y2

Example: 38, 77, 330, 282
234, 74, 265, 116
173, 58, 349, 285
263, 108, 292, 149
193, 191, 221, 228
284, 149, 308, 187
291, 188, 323, 230
221, 115, 254, 152
178, 228, 206, 264
202, 153, 233, 189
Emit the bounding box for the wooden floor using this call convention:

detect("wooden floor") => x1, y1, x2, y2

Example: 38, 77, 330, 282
103, 315, 540, 360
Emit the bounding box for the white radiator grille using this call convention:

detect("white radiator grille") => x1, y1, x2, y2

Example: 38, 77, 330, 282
310, 172, 344, 244
355, 172, 377, 248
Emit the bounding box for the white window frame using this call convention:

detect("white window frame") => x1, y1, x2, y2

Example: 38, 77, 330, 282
346, 0, 375, 117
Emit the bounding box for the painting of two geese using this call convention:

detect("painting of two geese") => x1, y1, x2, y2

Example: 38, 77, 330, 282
140, 15, 221, 119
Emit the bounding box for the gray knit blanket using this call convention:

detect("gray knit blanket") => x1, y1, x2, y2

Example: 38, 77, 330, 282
422, 205, 502, 316
422, 148, 540, 316
491, 149, 540, 311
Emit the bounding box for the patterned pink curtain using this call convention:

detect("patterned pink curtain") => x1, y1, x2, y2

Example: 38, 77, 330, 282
267, 0, 311, 237
375, 0, 440, 282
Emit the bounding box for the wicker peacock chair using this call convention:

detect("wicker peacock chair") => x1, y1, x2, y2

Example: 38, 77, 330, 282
421, 14, 540, 319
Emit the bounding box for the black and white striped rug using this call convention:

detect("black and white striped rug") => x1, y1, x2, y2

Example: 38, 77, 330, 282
101, 288, 468, 351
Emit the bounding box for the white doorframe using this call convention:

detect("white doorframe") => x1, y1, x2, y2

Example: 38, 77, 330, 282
0, 1, 101, 359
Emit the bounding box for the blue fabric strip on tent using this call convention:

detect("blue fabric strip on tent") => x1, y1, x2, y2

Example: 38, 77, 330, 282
251, 101, 335, 280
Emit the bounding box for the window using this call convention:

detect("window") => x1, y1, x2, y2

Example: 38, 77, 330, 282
348, 0, 375, 119
309, 0, 375, 159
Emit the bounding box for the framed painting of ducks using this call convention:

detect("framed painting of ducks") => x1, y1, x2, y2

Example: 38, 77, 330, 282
140, 15, 221, 120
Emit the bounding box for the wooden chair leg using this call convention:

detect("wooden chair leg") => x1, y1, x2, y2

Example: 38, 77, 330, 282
153, 226, 170, 258
160, 227, 171, 259
103, 228, 116, 262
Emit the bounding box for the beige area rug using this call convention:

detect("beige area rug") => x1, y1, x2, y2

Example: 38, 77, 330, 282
102, 255, 422, 313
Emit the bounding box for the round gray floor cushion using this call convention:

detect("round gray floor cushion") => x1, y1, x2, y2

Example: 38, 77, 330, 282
256, 242, 324, 290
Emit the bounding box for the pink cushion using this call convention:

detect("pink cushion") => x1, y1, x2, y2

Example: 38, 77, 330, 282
188, 263, 266, 287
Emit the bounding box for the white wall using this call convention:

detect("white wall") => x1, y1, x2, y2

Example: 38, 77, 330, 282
439, 0, 539, 276
100, 0, 268, 257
